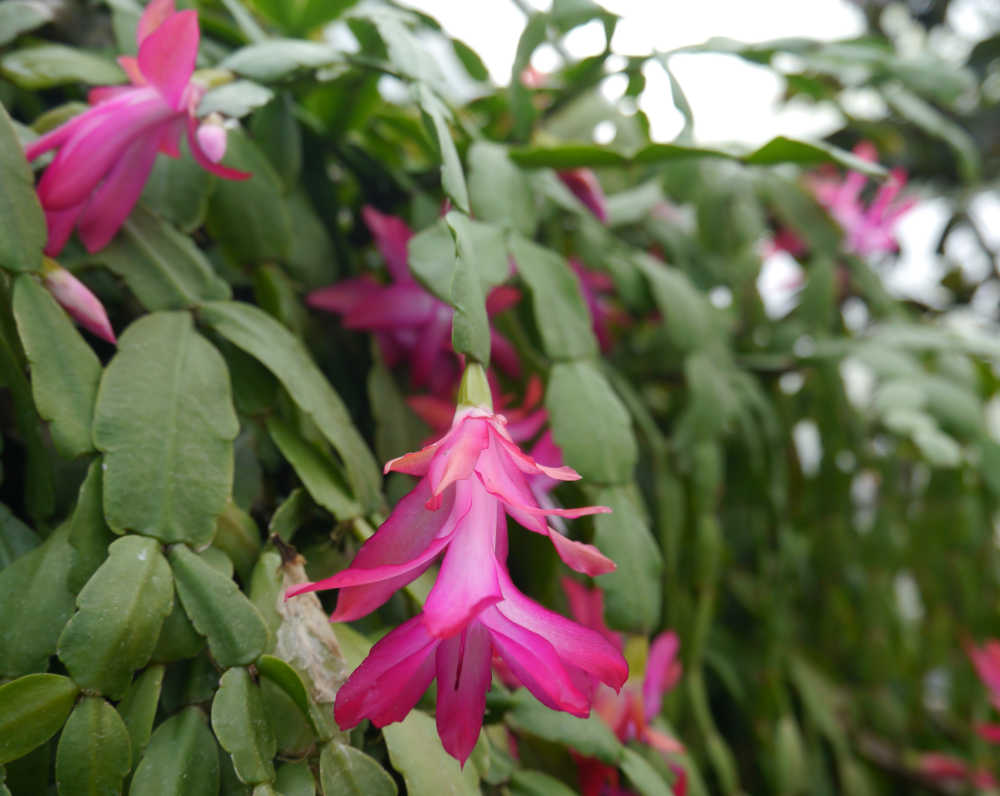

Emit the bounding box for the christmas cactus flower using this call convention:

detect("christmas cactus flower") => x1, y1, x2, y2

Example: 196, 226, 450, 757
307, 206, 521, 396
968, 639, 1000, 743
562, 578, 687, 796
23, 0, 249, 255
287, 363, 627, 762
807, 141, 916, 257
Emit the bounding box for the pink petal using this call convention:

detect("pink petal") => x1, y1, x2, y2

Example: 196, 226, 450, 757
307, 277, 381, 315
426, 415, 490, 504
495, 432, 581, 481
976, 723, 1000, 744
157, 116, 185, 158
481, 605, 590, 716
43, 204, 85, 256
283, 478, 450, 615
136, 0, 175, 45
342, 284, 439, 329
43, 266, 116, 343
334, 616, 437, 729
410, 305, 453, 391
328, 478, 467, 622
489, 330, 522, 379
423, 483, 502, 638
503, 406, 548, 445
642, 631, 681, 719
24, 100, 119, 162
137, 9, 198, 109
75, 126, 162, 253
115, 56, 146, 88
495, 567, 628, 690
37, 88, 175, 210
548, 530, 616, 576
435, 622, 493, 764
361, 205, 412, 283
407, 394, 454, 433
561, 577, 610, 634
90, 84, 137, 104
184, 114, 251, 180
485, 285, 521, 315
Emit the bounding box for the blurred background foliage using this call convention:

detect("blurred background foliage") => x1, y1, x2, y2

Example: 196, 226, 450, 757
2, 0, 1000, 794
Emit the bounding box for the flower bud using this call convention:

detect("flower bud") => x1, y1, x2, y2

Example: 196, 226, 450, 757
41, 257, 116, 344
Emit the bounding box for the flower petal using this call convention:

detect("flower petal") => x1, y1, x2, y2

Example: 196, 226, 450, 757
547, 530, 616, 576
324, 478, 467, 622
423, 482, 502, 638
136, 0, 175, 45
495, 567, 627, 690
75, 127, 162, 252
137, 9, 198, 108
342, 284, 439, 329
361, 205, 412, 283
642, 630, 681, 719
334, 616, 437, 729
43, 204, 85, 256
426, 415, 490, 503
481, 605, 590, 716
410, 305, 453, 392
435, 622, 493, 764
184, 114, 251, 179
37, 88, 174, 210
306, 276, 381, 315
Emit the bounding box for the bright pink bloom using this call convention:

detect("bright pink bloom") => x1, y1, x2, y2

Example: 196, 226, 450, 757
332, 564, 627, 764
23, 0, 249, 255
41, 259, 116, 344
308, 206, 521, 396
287, 366, 625, 762
559, 168, 608, 223
562, 579, 686, 796
968, 639, 1000, 743
918, 753, 997, 790
570, 259, 628, 352
807, 141, 916, 257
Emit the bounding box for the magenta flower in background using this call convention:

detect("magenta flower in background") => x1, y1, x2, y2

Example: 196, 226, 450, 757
807, 141, 916, 257
570, 259, 628, 352
559, 168, 609, 223
967, 639, 1000, 743
308, 206, 521, 396
41, 258, 116, 344
917, 753, 997, 791
287, 364, 626, 762
561, 579, 686, 796
23, 0, 249, 255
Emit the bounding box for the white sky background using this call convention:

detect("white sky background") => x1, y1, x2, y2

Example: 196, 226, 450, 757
397, 0, 997, 308
400, 0, 866, 145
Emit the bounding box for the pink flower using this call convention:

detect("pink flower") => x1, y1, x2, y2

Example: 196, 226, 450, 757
286, 364, 626, 762
332, 565, 627, 764
308, 206, 521, 396
807, 142, 916, 257
559, 168, 608, 223
23, 0, 249, 255
41, 258, 116, 344
918, 753, 997, 790
570, 259, 628, 352
562, 579, 686, 796
967, 639, 1000, 742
